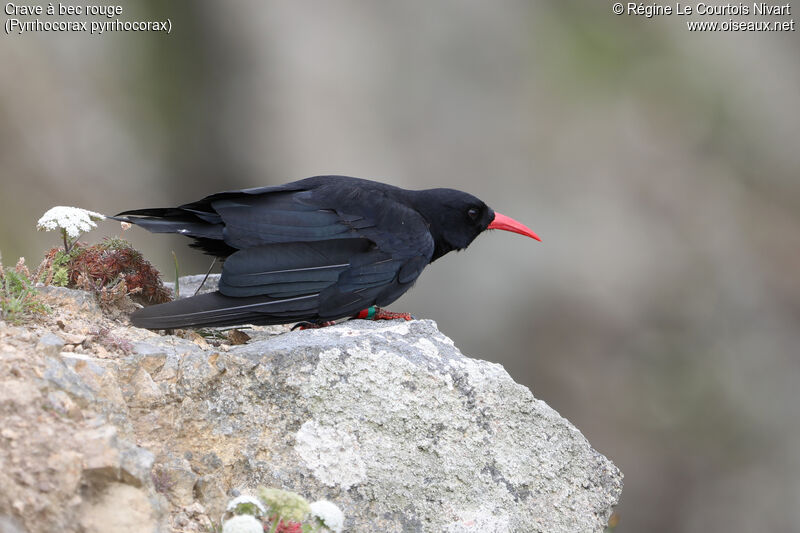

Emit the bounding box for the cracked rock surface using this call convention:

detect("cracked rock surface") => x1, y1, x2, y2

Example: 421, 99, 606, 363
0, 284, 621, 532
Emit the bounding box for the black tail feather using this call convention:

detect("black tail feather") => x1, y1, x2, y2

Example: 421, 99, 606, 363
131, 291, 319, 329
110, 212, 232, 257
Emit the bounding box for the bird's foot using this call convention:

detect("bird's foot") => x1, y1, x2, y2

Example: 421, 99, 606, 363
355, 306, 413, 321
291, 320, 337, 331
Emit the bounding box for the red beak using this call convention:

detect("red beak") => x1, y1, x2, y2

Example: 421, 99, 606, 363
488, 212, 541, 242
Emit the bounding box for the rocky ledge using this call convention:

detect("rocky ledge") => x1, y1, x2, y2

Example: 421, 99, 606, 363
0, 286, 622, 532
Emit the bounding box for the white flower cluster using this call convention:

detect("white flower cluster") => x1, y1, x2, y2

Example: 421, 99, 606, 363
221, 515, 263, 533
36, 206, 105, 239
222, 491, 345, 533
310, 500, 345, 533
225, 494, 266, 516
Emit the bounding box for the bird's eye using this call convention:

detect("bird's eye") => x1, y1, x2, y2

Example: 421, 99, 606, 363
467, 208, 480, 220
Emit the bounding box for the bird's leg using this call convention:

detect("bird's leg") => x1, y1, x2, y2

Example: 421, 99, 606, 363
293, 307, 414, 330
193, 258, 217, 296
354, 306, 413, 321
291, 320, 337, 331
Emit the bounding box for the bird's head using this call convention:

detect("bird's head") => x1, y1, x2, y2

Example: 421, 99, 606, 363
411, 188, 540, 261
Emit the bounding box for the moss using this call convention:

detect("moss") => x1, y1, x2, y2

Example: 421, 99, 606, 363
0, 259, 50, 324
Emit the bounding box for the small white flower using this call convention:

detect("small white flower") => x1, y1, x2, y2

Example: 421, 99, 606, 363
226, 494, 266, 516
310, 500, 344, 533
37, 206, 105, 239
222, 514, 263, 533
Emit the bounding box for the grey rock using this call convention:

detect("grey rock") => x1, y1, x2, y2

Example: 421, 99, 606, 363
119, 339, 194, 385
0, 379, 41, 409
79, 425, 155, 489
159, 319, 622, 532
36, 332, 65, 357
194, 476, 227, 518
0, 516, 26, 533
43, 355, 97, 406
163, 274, 220, 299
44, 353, 127, 422
46, 390, 82, 419
154, 456, 198, 507
37, 285, 101, 315
78, 482, 160, 533
26, 290, 620, 531
120, 445, 157, 489
133, 342, 167, 357
131, 343, 168, 375
127, 367, 164, 406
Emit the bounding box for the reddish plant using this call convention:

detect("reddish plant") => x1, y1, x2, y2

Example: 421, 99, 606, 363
43, 239, 171, 305
269, 516, 303, 533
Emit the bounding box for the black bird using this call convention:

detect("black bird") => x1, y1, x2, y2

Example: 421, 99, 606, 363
115, 176, 539, 329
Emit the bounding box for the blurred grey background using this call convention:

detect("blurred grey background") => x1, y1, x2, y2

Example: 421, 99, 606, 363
2, 1, 799, 531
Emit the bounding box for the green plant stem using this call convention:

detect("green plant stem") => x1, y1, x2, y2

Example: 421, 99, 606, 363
268, 515, 281, 533
172, 251, 180, 299
62, 230, 82, 253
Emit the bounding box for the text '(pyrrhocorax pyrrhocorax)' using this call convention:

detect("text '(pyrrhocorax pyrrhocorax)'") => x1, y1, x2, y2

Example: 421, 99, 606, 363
114, 176, 540, 329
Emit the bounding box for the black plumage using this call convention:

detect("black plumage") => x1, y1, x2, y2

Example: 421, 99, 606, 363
114, 176, 539, 329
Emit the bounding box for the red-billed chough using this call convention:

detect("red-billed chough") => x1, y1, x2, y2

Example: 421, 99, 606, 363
114, 175, 539, 329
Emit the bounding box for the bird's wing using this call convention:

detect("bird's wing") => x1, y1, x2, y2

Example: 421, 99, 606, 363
208, 191, 359, 248
215, 186, 434, 320
218, 238, 372, 298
